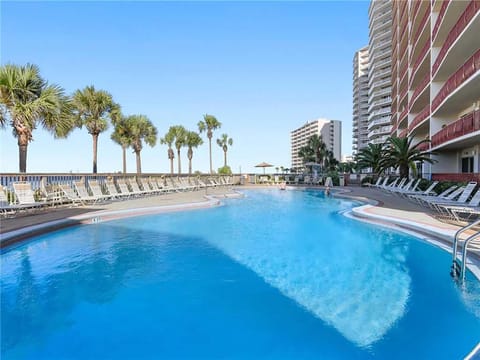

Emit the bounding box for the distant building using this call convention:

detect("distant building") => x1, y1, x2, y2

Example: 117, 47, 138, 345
291, 118, 342, 170
342, 154, 354, 163
352, 46, 370, 156
391, 0, 480, 181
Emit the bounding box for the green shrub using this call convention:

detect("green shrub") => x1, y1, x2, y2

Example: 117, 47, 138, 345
433, 181, 467, 195
218, 166, 232, 175
416, 178, 431, 191
326, 171, 340, 186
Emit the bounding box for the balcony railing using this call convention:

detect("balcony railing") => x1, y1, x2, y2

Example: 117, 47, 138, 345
410, 37, 431, 85
399, 128, 408, 138
409, 104, 431, 132
432, 0, 480, 76
431, 109, 480, 147
400, 0, 408, 21
412, 0, 422, 21
432, 0, 451, 40
410, 73, 430, 109
432, 48, 480, 113
416, 142, 431, 151
412, 3, 431, 48
399, 107, 408, 121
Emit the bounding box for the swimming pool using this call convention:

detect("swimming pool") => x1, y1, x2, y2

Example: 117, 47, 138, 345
1, 189, 479, 359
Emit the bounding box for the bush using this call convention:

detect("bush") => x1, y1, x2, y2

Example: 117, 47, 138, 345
361, 176, 374, 186
326, 171, 340, 186
434, 181, 467, 195
217, 166, 232, 175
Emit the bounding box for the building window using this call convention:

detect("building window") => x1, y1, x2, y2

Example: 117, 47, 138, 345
461, 157, 474, 173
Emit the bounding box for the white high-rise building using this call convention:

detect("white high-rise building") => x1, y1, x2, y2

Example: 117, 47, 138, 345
353, 46, 370, 156
290, 118, 342, 170
368, 0, 393, 145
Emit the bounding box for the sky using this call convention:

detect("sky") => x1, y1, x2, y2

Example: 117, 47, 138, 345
0, 1, 369, 174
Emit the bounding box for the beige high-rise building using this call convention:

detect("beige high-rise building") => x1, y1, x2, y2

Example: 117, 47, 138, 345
368, 0, 393, 145
353, 46, 370, 156
291, 119, 342, 170
391, 0, 480, 181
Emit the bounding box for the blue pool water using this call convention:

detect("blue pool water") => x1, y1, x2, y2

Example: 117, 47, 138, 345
1, 189, 480, 359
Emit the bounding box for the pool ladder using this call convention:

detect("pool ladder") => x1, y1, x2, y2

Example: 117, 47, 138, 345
451, 219, 480, 281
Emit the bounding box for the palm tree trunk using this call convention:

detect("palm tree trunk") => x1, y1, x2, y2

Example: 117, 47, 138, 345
188, 148, 193, 175
122, 145, 127, 174
18, 144, 28, 173
208, 136, 213, 174
92, 133, 99, 174
135, 151, 142, 174
177, 148, 181, 174
224, 150, 227, 167
170, 159, 174, 175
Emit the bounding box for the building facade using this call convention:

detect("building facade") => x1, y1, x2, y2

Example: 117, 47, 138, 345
368, 0, 394, 145
353, 46, 370, 156
391, 0, 480, 181
291, 119, 342, 170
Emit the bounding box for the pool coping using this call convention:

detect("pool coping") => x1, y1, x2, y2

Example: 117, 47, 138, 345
0, 193, 244, 248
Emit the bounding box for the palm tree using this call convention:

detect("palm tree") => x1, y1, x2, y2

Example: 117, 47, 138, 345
383, 136, 436, 179
324, 150, 339, 171
111, 116, 132, 174
216, 133, 233, 168
169, 125, 187, 174
125, 115, 157, 174
160, 130, 175, 175
308, 134, 327, 166
72, 85, 120, 173
185, 131, 203, 174
298, 145, 315, 165
198, 114, 222, 174
0, 63, 74, 172
356, 143, 386, 178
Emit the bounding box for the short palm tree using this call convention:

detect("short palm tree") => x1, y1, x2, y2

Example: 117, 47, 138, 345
198, 114, 222, 174
125, 115, 157, 174
308, 134, 327, 166
356, 143, 386, 178
185, 131, 203, 174
72, 85, 120, 173
216, 133, 233, 168
111, 116, 132, 174
160, 130, 175, 175
383, 136, 436, 179
0, 63, 74, 172
169, 125, 187, 174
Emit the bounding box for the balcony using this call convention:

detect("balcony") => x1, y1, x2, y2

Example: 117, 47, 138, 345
416, 141, 431, 152
431, 109, 480, 148
410, 38, 431, 88
399, 128, 408, 138
368, 115, 391, 130
432, 49, 480, 115
369, 97, 392, 113
410, 73, 430, 111
409, 105, 431, 134
432, 1, 480, 77
432, 0, 451, 40
411, 3, 431, 49
433, 0, 470, 46
368, 125, 393, 139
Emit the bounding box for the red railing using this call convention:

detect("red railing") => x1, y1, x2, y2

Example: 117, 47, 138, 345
432, 49, 480, 112
400, 0, 408, 21
412, 3, 431, 48
416, 141, 431, 151
433, 173, 480, 182
412, 0, 422, 21
432, 0, 480, 76
431, 109, 480, 147
410, 37, 431, 85
409, 104, 430, 132
399, 128, 408, 138
399, 107, 408, 122
410, 73, 430, 108
432, 0, 451, 40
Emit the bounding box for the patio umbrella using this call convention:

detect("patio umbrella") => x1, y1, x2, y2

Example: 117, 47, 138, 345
255, 162, 274, 174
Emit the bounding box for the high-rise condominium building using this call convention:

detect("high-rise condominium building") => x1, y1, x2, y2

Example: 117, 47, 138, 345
352, 46, 370, 156
291, 119, 342, 170
368, 0, 393, 145
391, 0, 480, 181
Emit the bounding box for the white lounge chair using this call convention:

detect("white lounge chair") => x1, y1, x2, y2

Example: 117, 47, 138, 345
12, 181, 47, 210
58, 183, 84, 206
403, 181, 438, 198
409, 184, 458, 204
105, 180, 124, 200
428, 182, 477, 211
73, 181, 100, 203
88, 180, 111, 201
420, 186, 466, 208
438, 188, 480, 221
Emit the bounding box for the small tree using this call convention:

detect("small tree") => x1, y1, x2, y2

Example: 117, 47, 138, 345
198, 114, 222, 174
356, 143, 386, 178
111, 116, 132, 174
125, 115, 157, 174
160, 130, 175, 175
216, 133, 233, 168
185, 131, 203, 174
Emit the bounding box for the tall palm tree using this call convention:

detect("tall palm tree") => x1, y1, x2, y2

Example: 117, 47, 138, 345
160, 130, 175, 175
383, 136, 436, 179
125, 115, 157, 174
216, 133, 233, 168
72, 85, 120, 173
324, 150, 339, 171
111, 116, 132, 174
185, 131, 203, 174
0, 63, 74, 172
356, 143, 386, 177
298, 145, 315, 165
198, 114, 222, 174
169, 125, 187, 174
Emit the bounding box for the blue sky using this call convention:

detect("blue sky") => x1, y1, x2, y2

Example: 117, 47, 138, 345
1, 1, 369, 174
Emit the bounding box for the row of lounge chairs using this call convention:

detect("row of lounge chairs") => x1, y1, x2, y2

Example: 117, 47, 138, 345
0, 176, 234, 217
372, 176, 480, 222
